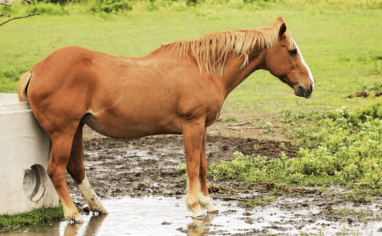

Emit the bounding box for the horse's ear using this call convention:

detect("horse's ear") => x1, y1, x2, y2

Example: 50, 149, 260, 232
276, 17, 284, 25
279, 23, 286, 39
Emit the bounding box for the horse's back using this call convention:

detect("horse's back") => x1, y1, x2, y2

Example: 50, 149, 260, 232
27, 45, 224, 138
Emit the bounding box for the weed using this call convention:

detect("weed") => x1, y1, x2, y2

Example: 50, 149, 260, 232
368, 60, 382, 76
224, 115, 238, 123
182, 173, 188, 181
362, 81, 382, 92
242, 200, 262, 207
280, 110, 295, 124
177, 162, 186, 172
263, 196, 275, 203
253, 115, 260, 121
258, 120, 275, 135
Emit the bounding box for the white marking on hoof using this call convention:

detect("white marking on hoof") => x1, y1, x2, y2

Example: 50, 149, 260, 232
185, 183, 203, 218
62, 201, 83, 223
78, 175, 108, 214
64, 210, 84, 223
199, 193, 219, 213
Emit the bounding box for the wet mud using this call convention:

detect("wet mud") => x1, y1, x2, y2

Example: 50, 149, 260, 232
57, 135, 382, 235
66, 135, 297, 200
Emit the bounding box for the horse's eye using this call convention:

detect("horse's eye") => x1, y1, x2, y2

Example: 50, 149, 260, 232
288, 49, 297, 57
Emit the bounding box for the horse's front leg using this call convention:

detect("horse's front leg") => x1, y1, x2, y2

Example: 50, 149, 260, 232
199, 128, 219, 213
181, 119, 205, 218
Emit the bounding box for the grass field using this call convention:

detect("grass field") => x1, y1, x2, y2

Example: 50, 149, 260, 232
1, 4, 382, 118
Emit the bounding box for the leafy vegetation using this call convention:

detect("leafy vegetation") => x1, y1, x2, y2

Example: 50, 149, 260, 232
257, 119, 275, 135
177, 162, 186, 172
0, 203, 64, 228
177, 162, 188, 180
210, 100, 382, 191
224, 115, 238, 123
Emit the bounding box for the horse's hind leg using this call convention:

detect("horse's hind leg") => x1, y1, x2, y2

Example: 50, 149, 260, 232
198, 128, 218, 213
47, 124, 84, 223
66, 122, 108, 214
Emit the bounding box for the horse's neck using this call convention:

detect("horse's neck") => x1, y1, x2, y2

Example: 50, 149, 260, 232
222, 52, 266, 98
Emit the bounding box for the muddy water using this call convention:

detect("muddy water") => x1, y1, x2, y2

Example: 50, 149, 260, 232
3, 196, 382, 235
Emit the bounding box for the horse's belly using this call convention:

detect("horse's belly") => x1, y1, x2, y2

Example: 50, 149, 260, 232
82, 113, 181, 139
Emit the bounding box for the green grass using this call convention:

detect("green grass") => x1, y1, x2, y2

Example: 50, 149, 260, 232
0, 203, 64, 228
224, 115, 239, 123
1, 4, 382, 117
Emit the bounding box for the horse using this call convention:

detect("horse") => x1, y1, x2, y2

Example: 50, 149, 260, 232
17, 17, 314, 223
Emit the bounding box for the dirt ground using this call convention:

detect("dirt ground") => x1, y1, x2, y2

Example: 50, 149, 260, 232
68, 123, 297, 200
345, 91, 382, 98
65, 124, 382, 235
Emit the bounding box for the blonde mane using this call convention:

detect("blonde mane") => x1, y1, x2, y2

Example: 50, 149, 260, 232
161, 21, 293, 78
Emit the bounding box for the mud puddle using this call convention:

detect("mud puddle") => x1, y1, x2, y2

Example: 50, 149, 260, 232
66, 136, 298, 200
3, 196, 382, 235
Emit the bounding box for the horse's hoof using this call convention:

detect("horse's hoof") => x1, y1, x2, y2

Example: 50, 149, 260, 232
207, 209, 219, 214
206, 204, 219, 213
98, 210, 109, 215
89, 205, 109, 214
73, 215, 84, 224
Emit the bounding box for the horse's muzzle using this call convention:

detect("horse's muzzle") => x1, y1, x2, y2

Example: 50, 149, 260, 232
295, 83, 313, 99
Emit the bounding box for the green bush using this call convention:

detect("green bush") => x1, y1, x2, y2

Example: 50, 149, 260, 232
29, 2, 68, 15
90, 0, 135, 13
0, 1, 68, 15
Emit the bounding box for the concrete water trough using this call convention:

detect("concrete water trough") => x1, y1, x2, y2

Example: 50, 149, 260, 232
0, 93, 59, 215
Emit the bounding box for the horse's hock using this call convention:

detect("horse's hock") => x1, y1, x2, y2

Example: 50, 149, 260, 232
0, 93, 59, 214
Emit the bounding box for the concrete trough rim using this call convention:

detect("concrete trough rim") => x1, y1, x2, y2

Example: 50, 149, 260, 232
0, 102, 30, 113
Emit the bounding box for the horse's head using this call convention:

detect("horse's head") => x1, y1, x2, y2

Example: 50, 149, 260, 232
264, 17, 314, 98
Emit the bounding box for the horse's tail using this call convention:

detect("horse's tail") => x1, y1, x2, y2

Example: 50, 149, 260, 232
18, 72, 32, 102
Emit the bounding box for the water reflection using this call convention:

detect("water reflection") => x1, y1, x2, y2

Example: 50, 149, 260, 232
187, 213, 217, 236
64, 214, 108, 236
62, 212, 217, 236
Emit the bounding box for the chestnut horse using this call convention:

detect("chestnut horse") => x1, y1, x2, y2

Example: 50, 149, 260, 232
18, 17, 314, 223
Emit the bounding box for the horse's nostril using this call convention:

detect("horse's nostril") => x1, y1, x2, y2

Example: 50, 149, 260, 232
310, 83, 314, 92
297, 85, 305, 97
